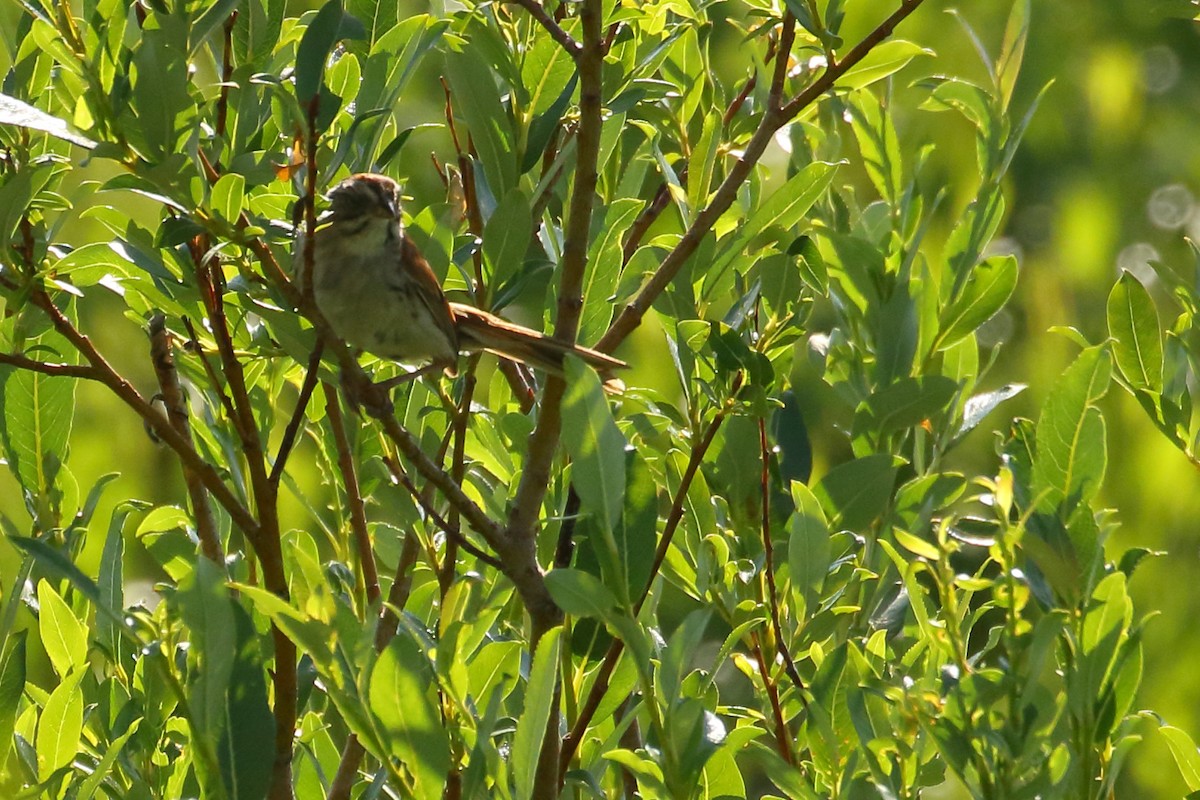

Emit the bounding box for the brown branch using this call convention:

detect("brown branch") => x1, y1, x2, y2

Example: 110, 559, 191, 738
381, 455, 504, 571
0, 352, 97, 380
439, 354, 481, 594
504, 0, 605, 594
769, 14, 796, 107
751, 632, 796, 765
596, 0, 929, 354
180, 316, 239, 426
148, 313, 223, 564
559, 397, 733, 774
324, 382, 380, 606
758, 416, 808, 705
503, 0, 582, 58
269, 342, 324, 489
215, 11, 238, 144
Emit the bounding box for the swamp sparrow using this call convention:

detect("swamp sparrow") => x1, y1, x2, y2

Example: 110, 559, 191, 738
303, 173, 625, 382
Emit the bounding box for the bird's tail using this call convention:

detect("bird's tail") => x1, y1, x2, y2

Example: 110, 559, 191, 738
450, 303, 626, 377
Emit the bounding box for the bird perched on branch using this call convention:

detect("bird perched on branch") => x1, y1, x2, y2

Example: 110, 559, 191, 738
302, 173, 624, 386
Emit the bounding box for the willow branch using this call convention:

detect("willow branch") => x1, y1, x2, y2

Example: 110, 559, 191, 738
324, 382, 380, 606
504, 0, 605, 615
503, 0, 581, 58
148, 313, 223, 563
269, 342, 324, 489
0, 352, 96, 380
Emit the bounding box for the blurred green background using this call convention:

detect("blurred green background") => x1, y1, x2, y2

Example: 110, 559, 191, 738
2, 0, 1199, 794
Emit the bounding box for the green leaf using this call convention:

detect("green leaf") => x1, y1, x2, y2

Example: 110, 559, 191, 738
211, 172, 246, 223
857, 376, 958, 438
561, 357, 628, 531
545, 568, 617, 618
1033, 346, 1112, 511
512, 627, 561, 800
369, 630, 450, 797
705, 161, 838, 298
446, 45, 517, 197
996, 0, 1030, 109
96, 502, 136, 667
0, 631, 26, 768
848, 91, 902, 205
37, 581, 87, 680
574, 448, 659, 608
0, 93, 96, 148
219, 607, 276, 800
954, 383, 1026, 442
295, 0, 346, 103
76, 719, 141, 800
580, 198, 642, 344
835, 40, 931, 91
814, 454, 900, 531
1162, 725, 1200, 791
35, 667, 84, 779
521, 21, 576, 116
133, 30, 190, 156
0, 331, 75, 525
483, 189, 533, 288
176, 560, 236, 749
937, 254, 1018, 350
1107, 271, 1163, 392
0, 164, 55, 260
788, 482, 830, 609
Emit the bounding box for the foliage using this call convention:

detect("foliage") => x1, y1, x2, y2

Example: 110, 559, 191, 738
0, 0, 1197, 799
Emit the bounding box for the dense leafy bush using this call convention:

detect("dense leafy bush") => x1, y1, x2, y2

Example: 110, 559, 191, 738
2, 0, 1200, 798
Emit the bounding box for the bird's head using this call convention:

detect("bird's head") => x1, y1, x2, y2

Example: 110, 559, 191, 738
326, 173, 401, 223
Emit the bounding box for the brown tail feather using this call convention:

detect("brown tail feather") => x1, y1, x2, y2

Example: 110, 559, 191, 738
449, 303, 626, 375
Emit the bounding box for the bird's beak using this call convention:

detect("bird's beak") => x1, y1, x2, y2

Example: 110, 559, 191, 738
381, 194, 399, 220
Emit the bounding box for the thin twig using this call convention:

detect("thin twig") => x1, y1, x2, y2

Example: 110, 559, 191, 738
149, 313, 223, 563
504, 0, 581, 58
381, 455, 504, 570
0, 352, 96, 380
758, 416, 808, 704
180, 316, 239, 425
751, 632, 797, 765
325, 382, 380, 606
329, 530, 423, 800
269, 342, 324, 488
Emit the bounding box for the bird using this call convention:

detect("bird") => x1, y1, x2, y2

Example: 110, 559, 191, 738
301, 173, 625, 386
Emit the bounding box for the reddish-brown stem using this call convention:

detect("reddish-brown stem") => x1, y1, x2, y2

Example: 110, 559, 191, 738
149, 313, 222, 564
438, 354, 481, 594
269, 342, 324, 489
758, 416, 808, 703
751, 633, 796, 766
0, 352, 96, 380
324, 382, 380, 606
215, 11, 237, 144
180, 316, 239, 427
